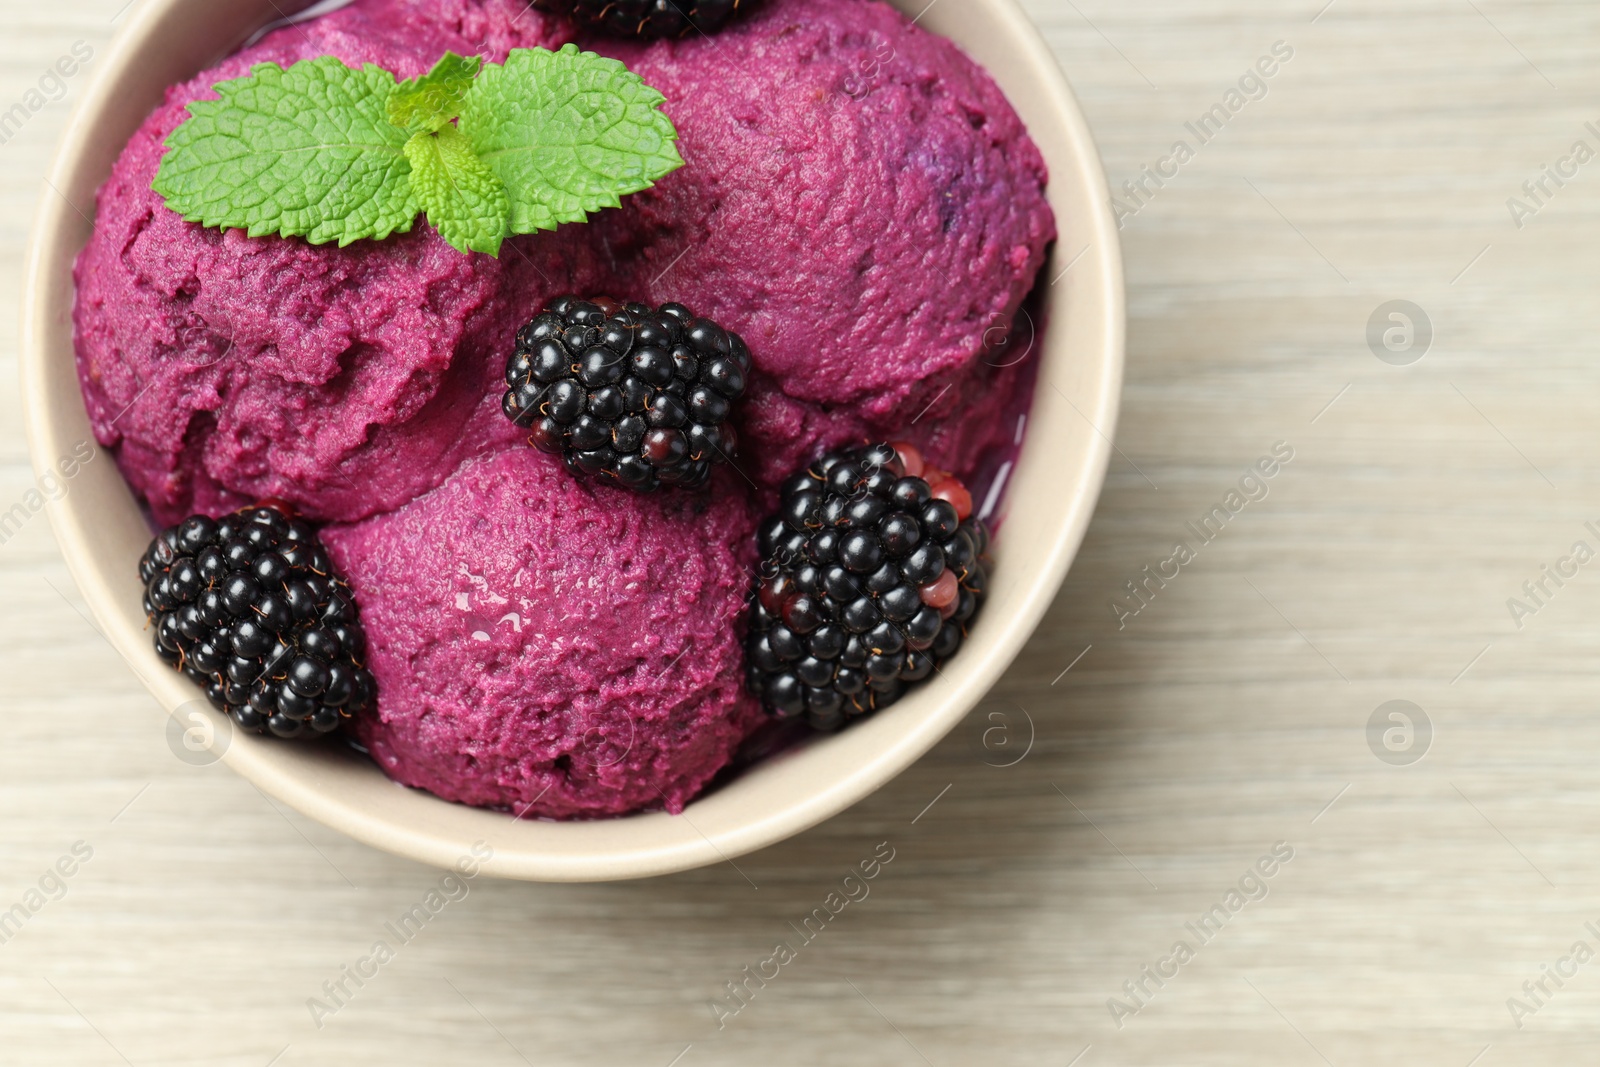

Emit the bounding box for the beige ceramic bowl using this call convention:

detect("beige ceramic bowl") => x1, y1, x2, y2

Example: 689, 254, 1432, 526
21, 0, 1123, 881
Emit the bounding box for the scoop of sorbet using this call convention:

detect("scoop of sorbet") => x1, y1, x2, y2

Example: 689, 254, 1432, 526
582, 0, 1055, 485
72, 0, 587, 526
320, 446, 766, 818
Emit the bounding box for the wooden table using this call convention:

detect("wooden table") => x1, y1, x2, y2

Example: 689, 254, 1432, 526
4, 1, 1598, 1063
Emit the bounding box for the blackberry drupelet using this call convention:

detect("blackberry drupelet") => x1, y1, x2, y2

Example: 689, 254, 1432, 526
745, 442, 992, 732
140, 505, 375, 739
532, 0, 758, 38
502, 296, 751, 492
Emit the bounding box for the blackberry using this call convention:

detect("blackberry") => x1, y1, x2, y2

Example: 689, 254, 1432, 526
532, 0, 758, 38
745, 442, 991, 732
503, 296, 751, 492
140, 505, 375, 740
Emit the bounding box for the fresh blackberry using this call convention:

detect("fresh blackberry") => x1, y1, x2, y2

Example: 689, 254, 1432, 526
140, 505, 375, 740
745, 442, 991, 732
502, 296, 751, 492
532, 0, 758, 38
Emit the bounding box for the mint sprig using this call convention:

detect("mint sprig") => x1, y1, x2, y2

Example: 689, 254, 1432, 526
152, 46, 683, 256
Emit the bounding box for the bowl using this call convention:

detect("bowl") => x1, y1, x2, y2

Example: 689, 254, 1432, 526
20, 0, 1124, 881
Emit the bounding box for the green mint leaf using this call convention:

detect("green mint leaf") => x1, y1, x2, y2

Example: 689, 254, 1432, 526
152, 57, 417, 247
404, 125, 510, 256
388, 51, 482, 134
458, 45, 683, 234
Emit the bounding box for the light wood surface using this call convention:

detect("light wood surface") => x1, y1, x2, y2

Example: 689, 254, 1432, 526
5, 1, 1600, 1064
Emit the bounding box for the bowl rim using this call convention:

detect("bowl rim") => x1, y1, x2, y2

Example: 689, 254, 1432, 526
20, 0, 1125, 881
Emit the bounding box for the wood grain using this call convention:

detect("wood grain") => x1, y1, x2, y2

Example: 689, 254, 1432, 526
4, 1, 1600, 1063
